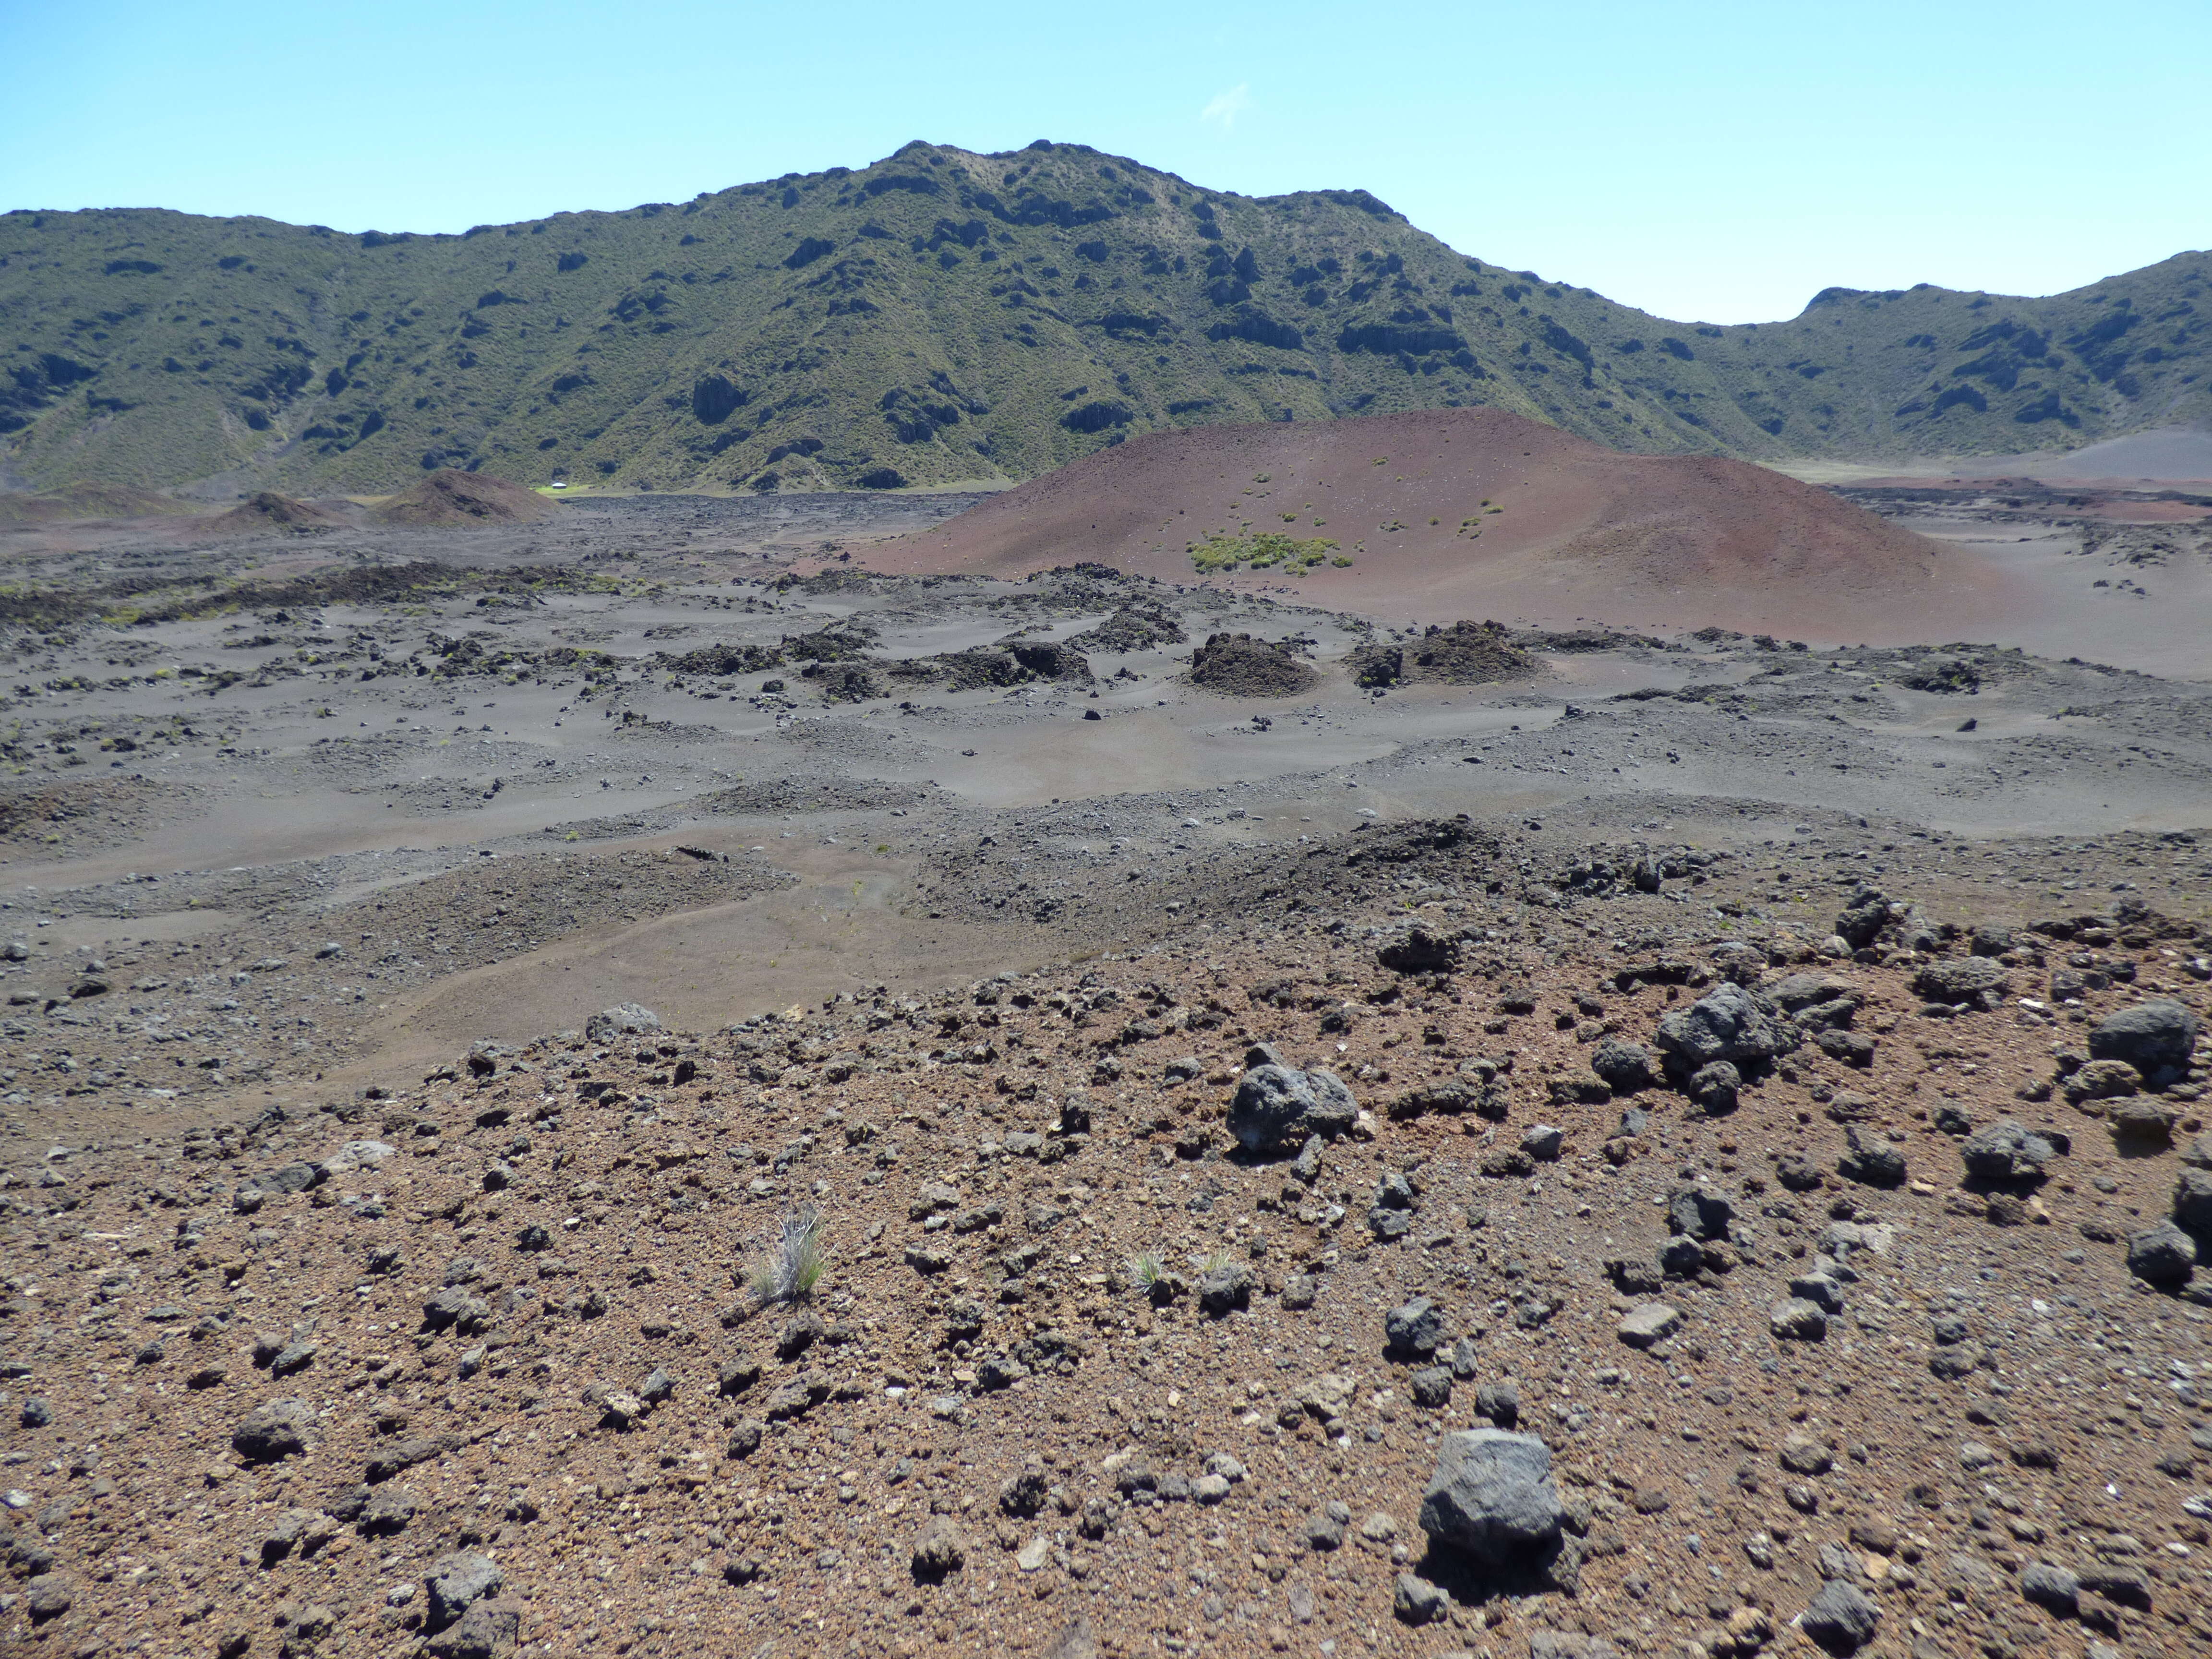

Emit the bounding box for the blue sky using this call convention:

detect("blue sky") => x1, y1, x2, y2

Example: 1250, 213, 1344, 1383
3, 0, 2206, 323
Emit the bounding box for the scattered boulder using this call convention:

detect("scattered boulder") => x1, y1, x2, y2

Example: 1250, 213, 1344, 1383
1666, 1186, 1734, 1241
912, 1515, 967, 1581
1392, 1571, 1447, 1624
1226, 1063, 1358, 1153
1615, 1304, 1680, 1348
1789, 1272, 1846, 1314
2112, 1096, 2178, 1143
1384, 1297, 1445, 1358
1655, 982, 1800, 1072
427, 1600, 521, 1659
2176, 1167, 2212, 1232
1589, 1039, 1657, 1094
1770, 1299, 1828, 1341
2065, 1058, 2140, 1105
1188, 632, 1319, 697
1305, 1502, 1350, 1550
585, 1003, 662, 1044
2129, 1221, 2197, 1285
1779, 1434, 1834, 1475
1769, 972, 1862, 1011
1196, 1260, 1253, 1317
424, 1550, 504, 1630
1960, 1120, 2062, 1184
1801, 1579, 1880, 1654
1416, 1428, 1566, 1566
2091, 1000, 2198, 1079
1474, 1379, 1520, 1426
1837, 1128, 1906, 1188
24, 1574, 72, 1623
1687, 1060, 1740, 1114
1520, 1123, 1564, 1162
1834, 888, 1898, 950
1377, 927, 1460, 975
2019, 1561, 2080, 1616
232, 1398, 315, 1461
1912, 957, 2008, 1007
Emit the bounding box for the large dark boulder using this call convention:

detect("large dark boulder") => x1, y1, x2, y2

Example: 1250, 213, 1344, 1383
1654, 983, 1799, 1070
2090, 1000, 2199, 1079
1226, 1063, 1357, 1153
1416, 1429, 1565, 1565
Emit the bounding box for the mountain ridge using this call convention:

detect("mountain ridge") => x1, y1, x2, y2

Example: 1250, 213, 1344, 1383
2, 137, 2206, 495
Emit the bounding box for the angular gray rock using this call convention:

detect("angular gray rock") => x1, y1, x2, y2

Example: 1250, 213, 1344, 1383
1520, 1123, 1564, 1162
1416, 1428, 1565, 1564
1196, 1261, 1252, 1317
1837, 1128, 1906, 1188
2176, 1166, 2212, 1232
2019, 1561, 2080, 1615
1769, 971, 1861, 1010
1779, 1434, 1834, 1475
1655, 982, 1800, 1070
1305, 1501, 1349, 1550
1801, 1579, 1879, 1653
1384, 1297, 1445, 1358
1770, 1299, 1828, 1341
1407, 1365, 1454, 1407
425, 1550, 504, 1629
427, 1600, 519, 1659
2090, 1000, 2199, 1077
1474, 1379, 1520, 1426
24, 1574, 72, 1623
2127, 1221, 2197, 1285
232, 1397, 315, 1461
1392, 1571, 1447, 1623
1667, 1185, 1734, 1240
1911, 957, 2008, 1006
1788, 1273, 1846, 1314
1960, 1120, 2061, 1183
585, 1002, 662, 1044
1226, 1063, 1358, 1153
1834, 888, 1895, 949
1615, 1303, 1680, 1348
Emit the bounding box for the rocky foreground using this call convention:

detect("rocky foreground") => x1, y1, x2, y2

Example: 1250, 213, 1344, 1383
2, 824, 2211, 1659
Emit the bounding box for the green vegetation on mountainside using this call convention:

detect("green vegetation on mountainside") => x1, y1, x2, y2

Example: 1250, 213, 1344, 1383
2, 139, 2207, 495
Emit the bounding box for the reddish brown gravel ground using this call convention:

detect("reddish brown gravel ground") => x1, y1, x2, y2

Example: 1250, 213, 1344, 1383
4, 821, 2210, 1659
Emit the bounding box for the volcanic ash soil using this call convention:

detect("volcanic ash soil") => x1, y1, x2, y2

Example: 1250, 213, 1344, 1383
3, 820, 2212, 1659
0, 488, 2210, 1659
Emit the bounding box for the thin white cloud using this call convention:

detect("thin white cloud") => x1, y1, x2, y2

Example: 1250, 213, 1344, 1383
1201, 84, 1252, 130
